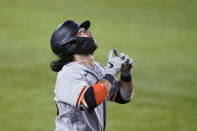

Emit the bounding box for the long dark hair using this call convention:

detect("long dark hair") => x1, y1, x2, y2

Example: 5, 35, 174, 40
50, 54, 74, 72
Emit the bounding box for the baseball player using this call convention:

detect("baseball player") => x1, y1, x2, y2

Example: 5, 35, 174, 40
50, 20, 134, 131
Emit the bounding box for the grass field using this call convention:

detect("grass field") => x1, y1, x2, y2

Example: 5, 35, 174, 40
0, 0, 197, 130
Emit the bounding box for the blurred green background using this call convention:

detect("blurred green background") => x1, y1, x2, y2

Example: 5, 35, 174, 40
0, 0, 197, 130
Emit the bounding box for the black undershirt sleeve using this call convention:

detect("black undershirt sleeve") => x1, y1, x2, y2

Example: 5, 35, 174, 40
114, 88, 130, 104
114, 74, 132, 104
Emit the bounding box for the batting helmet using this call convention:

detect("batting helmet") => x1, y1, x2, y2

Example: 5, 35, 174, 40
50, 20, 94, 56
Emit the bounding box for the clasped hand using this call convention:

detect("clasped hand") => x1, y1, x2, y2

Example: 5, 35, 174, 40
105, 48, 133, 78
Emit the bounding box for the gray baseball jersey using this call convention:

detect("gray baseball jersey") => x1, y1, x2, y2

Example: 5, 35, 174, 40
54, 62, 120, 131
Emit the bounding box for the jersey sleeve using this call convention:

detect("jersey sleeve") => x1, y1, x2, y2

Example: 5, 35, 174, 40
54, 68, 89, 108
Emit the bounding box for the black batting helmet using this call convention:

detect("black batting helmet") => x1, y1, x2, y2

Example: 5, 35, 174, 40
50, 20, 94, 57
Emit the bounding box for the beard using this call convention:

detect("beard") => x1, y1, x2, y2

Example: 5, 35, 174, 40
75, 38, 98, 55
88, 41, 98, 54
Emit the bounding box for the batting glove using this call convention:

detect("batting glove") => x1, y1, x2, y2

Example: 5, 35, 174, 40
105, 48, 124, 78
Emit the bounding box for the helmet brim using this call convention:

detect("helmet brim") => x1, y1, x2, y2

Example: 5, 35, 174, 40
79, 20, 90, 30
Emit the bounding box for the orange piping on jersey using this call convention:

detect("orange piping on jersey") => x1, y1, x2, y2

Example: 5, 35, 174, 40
76, 86, 88, 108
93, 82, 108, 105
81, 95, 88, 108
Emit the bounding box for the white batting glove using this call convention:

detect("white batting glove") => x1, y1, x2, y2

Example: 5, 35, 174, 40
119, 53, 133, 76
105, 48, 124, 78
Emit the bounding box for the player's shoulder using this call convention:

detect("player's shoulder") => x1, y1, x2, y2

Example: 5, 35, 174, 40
58, 63, 80, 78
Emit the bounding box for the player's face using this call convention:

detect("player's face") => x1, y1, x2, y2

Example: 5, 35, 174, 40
76, 28, 94, 39
75, 28, 98, 55
76, 28, 98, 46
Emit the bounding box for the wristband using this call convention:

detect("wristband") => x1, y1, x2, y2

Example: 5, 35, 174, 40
103, 74, 116, 85
120, 74, 132, 82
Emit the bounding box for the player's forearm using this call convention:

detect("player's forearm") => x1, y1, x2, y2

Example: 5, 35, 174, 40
99, 78, 112, 92
119, 74, 134, 92
117, 74, 134, 102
